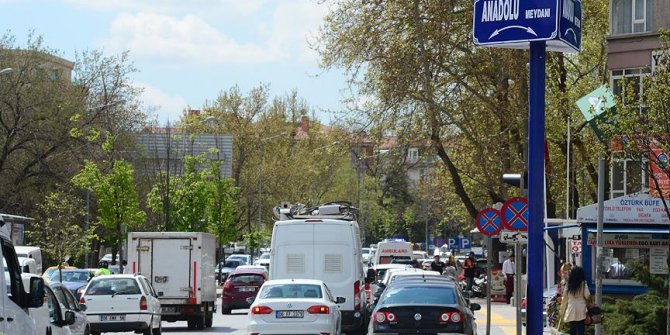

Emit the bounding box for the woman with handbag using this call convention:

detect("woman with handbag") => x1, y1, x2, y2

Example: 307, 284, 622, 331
559, 266, 590, 335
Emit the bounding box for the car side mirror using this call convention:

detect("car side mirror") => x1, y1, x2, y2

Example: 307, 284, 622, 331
470, 303, 481, 311
246, 297, 255, 304
64, 310, 76, 325
335, 297, 346, 304
28, 277, 45, 308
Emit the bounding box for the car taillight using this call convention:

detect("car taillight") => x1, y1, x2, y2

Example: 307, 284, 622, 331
251, 306, 273, 315
140, 296, 148, 310
374, 311, 396, 323
223, 280, 232, 291
353, 281, 360, 312
307, 305, 330, 314
439, 311, 462, 323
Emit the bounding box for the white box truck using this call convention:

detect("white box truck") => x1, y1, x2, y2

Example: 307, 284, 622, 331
126, 232, 217, 330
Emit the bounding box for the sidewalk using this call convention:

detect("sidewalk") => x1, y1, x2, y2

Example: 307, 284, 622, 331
472, 299, 554, 335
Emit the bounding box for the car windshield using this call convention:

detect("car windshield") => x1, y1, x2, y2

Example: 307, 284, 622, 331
362, 249, 370, 254
48, 271, 90, 282
381, 286, 456, 305
260, 253, 270, 260
259, 284, 322, 299
230, 274, 264, 284
85, 278, 141, 296
224, 260, 241, 268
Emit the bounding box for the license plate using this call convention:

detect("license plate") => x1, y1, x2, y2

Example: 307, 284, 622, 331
100, 315, 125, 321
276, 310, 304, 318
162, 306, 177, 313
239, 287, 256, 292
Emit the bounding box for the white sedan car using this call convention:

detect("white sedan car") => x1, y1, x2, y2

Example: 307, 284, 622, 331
79, 274, 161, 335
247, 279, 345, 335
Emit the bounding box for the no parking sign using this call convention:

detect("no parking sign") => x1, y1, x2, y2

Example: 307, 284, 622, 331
475, 208, 502, 236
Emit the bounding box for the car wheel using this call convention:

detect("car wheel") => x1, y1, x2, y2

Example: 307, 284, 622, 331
84, 326, 90, 335
142, 326, 152, 335
152, 324, 162, 335
206, 308, 214, 327
187, 319, 196, 329
196, 312, 206, 330
221, 307, 231, 314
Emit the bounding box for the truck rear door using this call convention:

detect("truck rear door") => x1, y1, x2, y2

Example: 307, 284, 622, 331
139, 238, 192, 299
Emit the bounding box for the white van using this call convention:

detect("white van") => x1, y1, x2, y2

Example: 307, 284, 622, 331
0, 216, 45, 334
15, 246, 43, 275
372, 239, 413, 265
270, 202, 373, 335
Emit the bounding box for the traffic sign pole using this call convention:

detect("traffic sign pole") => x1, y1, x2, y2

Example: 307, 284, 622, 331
527, 40, 546, 335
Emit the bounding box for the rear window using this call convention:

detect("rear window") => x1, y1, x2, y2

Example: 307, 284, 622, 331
260, 284, 322, 299
85, 278, 141, 296
224, 260, 241, 268
230, 274, 264, 284
381, 286, 456, 305
379, 256, 412, 265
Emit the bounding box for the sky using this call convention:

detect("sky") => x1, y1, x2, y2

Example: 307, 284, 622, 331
0, 0, 349, 124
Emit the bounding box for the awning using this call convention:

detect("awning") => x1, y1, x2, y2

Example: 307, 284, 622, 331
585, 227, 669, 234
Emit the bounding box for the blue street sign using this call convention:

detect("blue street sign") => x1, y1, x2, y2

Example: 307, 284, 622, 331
473, 0, 582, 52
556, 0, 582, 51
475, 208, 503, 236
501, 197, 529, 231
447, 237, 471, 250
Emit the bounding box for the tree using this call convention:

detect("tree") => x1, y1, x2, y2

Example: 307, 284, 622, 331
317, 0, 610, 227
204, 156, 240, 259
27, 190, 91, 277
0, 33, 86, 214
72, 159, 146, 271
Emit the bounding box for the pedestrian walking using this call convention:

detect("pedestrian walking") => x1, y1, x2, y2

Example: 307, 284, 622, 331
503, 253, 515, 303
559, 266, 590, 335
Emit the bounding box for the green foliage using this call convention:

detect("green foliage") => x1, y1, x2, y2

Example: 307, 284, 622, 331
602, 293, 667, 335
146, 153, 239, 239
243, 231, 268, 250
27, 190, 93, 267
72, 160, 146, 251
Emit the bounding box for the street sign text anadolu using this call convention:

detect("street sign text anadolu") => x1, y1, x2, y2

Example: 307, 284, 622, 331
473, 0, 582, 52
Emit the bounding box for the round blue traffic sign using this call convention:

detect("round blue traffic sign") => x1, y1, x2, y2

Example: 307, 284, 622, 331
475, 208, 502, 236
501, 197, 529, 231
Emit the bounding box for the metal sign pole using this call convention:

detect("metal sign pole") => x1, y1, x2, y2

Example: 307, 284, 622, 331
595, 154, 605, 335
526, 40, 546, 335
486, 236, 492, 335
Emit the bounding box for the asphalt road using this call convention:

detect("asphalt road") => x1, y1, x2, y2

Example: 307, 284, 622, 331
117, 304, 250, 335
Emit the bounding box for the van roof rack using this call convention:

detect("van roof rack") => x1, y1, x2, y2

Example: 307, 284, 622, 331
274, 201, 358, 221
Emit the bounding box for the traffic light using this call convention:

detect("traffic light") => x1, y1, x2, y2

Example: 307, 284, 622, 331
502, 172, 528, 190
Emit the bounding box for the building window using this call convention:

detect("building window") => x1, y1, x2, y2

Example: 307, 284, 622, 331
407, 148, 419, 163
611, 157, 649, 198
611, 0, 655, 35
611, 68, 650, 104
